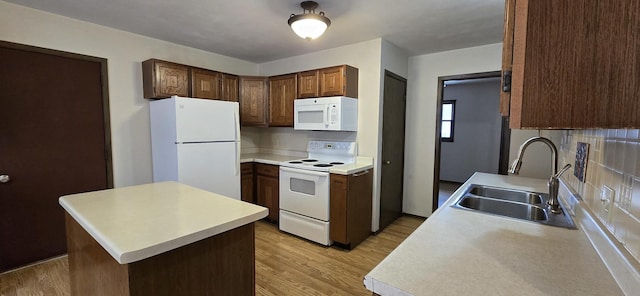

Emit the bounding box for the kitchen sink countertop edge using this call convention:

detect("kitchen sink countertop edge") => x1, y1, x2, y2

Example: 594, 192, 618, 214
364, 172, 624, 296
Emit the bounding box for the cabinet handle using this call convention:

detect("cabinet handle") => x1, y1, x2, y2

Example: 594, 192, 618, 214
353, 170, 370, 177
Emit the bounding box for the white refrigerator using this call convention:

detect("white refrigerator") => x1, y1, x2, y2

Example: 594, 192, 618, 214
150, 96, 241, 199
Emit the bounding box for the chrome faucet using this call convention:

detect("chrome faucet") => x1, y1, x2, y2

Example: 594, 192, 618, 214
508, 136, 572, 214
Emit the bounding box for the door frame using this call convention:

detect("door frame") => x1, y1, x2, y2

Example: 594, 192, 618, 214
0, 41, 114, 188
432, 71, 506, 212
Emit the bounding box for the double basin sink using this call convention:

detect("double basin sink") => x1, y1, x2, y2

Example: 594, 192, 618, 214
451, 184, 576, 229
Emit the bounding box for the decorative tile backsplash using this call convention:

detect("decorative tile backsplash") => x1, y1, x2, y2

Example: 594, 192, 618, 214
559, 129, 640, 262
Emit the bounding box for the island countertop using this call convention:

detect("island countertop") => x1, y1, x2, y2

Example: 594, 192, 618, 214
364, 173, 624, 296
59, 181, 267, 264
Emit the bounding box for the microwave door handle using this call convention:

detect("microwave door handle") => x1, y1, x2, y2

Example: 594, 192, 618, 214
325, 105, 330, 127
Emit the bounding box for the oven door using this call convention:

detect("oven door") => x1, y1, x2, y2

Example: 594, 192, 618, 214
279, 166, 330, 221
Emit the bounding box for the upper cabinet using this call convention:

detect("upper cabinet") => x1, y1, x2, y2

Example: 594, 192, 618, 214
501, 0, 640, 129
190, 68, 221, 100
319, 65, 358, 98
269, 74, 297, 127
297, 70, 319, 98
221, 74, 239, 102
142, 59, 189, 99
239, 76, 269, 127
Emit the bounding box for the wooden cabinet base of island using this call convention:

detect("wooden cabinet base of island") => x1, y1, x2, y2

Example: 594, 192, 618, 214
65, 214, 255, 296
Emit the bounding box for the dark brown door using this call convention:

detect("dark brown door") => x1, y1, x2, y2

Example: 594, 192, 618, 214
379, 71, 407, 231
0, 43, 112, 272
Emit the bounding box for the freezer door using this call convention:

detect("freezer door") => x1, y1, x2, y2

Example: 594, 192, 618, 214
176, 142, 240, 199
174, 97, 240, 142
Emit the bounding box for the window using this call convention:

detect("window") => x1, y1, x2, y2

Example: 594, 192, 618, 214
441, 100, 455, 142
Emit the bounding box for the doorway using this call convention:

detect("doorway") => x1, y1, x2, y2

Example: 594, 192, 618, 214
379, 70, 408, 231
432, 71, 510, 211
0, 41, 113, 272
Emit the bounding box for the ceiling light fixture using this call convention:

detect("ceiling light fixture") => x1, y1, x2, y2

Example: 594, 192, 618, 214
288, 1, 331, 40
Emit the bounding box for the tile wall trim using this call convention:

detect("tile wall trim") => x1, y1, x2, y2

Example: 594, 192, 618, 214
561, 181, 640, 295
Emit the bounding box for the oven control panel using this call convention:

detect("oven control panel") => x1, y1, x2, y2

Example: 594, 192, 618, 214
308, 141, 356, 155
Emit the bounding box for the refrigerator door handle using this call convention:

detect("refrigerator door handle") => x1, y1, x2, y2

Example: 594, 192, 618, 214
235, 142, 240, 176
234, 107, 240, 140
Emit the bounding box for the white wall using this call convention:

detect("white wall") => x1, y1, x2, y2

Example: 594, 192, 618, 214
0, 1, 258, 187
440, 80, 502, 183
405, 44, 503, 216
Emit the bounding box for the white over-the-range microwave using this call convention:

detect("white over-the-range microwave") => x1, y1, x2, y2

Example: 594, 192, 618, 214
293, 96, 357, 131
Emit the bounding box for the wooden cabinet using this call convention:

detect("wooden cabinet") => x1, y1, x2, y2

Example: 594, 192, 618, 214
142, 59, 189, 99
319, 65, 358, 98
241, 163, 255, 204
330, 169, 373, 249
239, 76, 269, 127
297, 70, 319, 98
221, 73, 239, 102
501, 0, 640, 129
269, 74, 297, 127
297, 65, 358, 99
190, 68, 221, 100
256, 164, 279, 222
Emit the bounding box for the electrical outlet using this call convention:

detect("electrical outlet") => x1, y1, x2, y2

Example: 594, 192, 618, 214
600, 185, 615, 224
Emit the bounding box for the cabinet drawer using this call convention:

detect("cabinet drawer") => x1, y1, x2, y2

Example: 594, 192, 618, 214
241, 162, 254, 175
256, 163, 279, 177
330, 174, 348, 190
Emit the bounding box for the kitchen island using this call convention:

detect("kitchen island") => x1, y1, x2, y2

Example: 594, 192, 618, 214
59, 181, 267, 296
365, 173, 627, 296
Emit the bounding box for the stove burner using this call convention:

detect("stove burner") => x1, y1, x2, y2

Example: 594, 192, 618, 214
301, 159, 318, 162
314, 164, 333, 168
288, 161, 303, 164
329, 162, 344, 165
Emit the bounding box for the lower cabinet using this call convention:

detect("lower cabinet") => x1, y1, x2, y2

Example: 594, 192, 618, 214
330, 169, 373, 249
240, 163, 255, 204
256, 163, 279, 222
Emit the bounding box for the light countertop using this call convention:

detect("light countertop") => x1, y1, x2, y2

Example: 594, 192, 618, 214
364, 172, 623, 296
241, 153, 373, 175
59, 181, 267, 264
240, 153, 300, 165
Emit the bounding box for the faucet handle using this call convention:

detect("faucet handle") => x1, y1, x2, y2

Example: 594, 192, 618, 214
553, 164, 572, 179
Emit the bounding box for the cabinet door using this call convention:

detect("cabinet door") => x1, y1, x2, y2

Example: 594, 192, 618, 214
142, 59, 189, 99
319, 65, 359, 98
269, 74, 297, 127
347, 169, 373, 248
239, 76, 268, 126
241, 163, 255, 203
330, 174, 348, 244
506, 0, 640, 128
297, 70, 319, 98
221, 74, 239, 102
257, 175, 279, 221
191, 68, 221, 100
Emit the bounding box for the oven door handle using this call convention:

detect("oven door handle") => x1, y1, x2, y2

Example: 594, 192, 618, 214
280, 166, 330, 177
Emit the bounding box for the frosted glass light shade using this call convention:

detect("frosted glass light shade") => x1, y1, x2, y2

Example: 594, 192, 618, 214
290, 18, 328, 40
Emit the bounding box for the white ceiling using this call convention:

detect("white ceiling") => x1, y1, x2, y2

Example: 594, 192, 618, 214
4, 0, 505, 63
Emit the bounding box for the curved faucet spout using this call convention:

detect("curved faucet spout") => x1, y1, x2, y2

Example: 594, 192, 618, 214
508, 136, 558, 175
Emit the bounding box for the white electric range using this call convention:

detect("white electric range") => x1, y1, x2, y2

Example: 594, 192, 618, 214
278, 141, 357, 245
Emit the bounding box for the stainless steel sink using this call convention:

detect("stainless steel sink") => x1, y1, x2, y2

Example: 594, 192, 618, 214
467, 185, 544, 204
451, 184, 576, 229
457, 196, 548, 221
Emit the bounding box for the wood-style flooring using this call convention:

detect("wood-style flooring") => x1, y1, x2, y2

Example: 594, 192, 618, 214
0, 215, 424, 296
